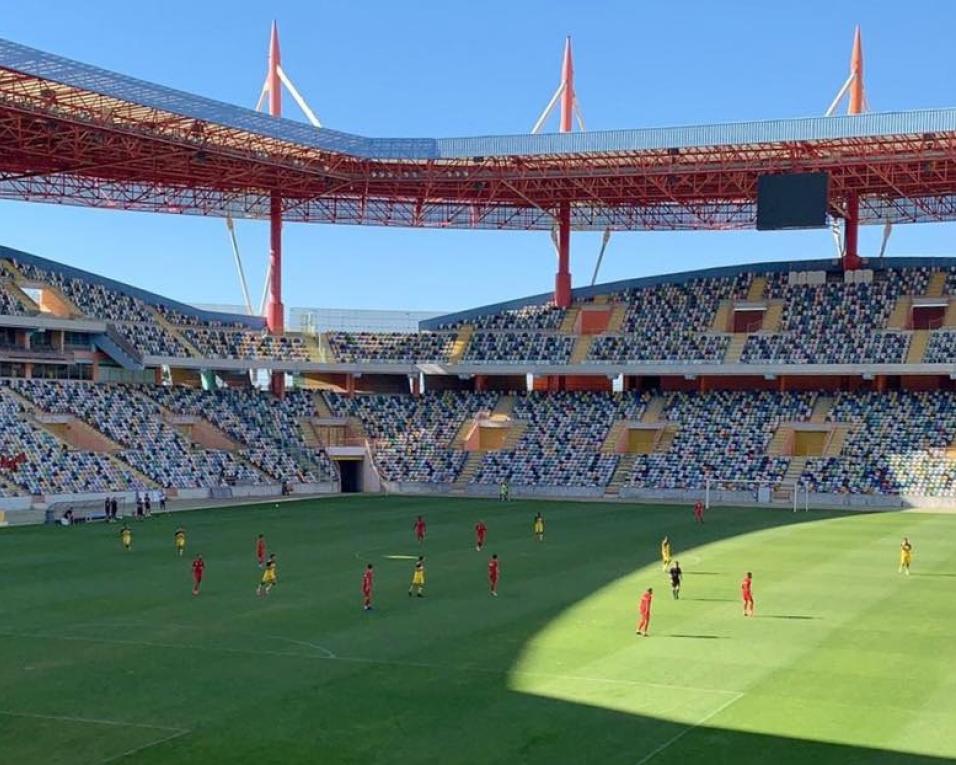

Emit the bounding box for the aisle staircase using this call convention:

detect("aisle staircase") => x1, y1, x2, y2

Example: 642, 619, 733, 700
905, 329, 930, 364
711, 300, 732, 332
810, 395, 834, 424
927, 270, 947, 298
451, 451, 483, 494
762, 300, 785, 331
569, 335, 593, 364
449, 325, 474, 363
148, 307, 203, 358
492, 395, 515, 417
604, 456, 633, 497
654, 426, 678, 452
723, 334, 748, 363
766, 426, 793, 456
783, 456, 808, 485
314, 392, 333, 418
640, 395, 667, 423
601, 420, 628, 454
886, 297, 912, 329
606, 304, 627, 333
747, 275, 767, 302
822, 425, 850, 456
1, 280, 40, 312
559, 307, 580, 334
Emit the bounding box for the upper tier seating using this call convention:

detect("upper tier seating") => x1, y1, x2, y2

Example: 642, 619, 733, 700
182, 329, 309, 361
628, 391, 816, 489
463, 332, 574, 364
0, 278, 30, 316
741, 269, 929, 364
441, 304, 566, 330
325, 391, 498, 483
802, 390, 956, 496
327, 332, 454, 363
589, 332, 729, 363
5, 380, 265, 489
473, 391, 649, 487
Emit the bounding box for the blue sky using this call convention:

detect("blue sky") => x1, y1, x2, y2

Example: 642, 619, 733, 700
3, 1, 956, 313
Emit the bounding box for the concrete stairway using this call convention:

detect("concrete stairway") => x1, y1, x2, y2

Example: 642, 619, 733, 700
601, 420, 628, 454
927, 271, 947, 298
500, 422, 527, 450
822, 425, 850, 456
314, 392, 332, 418
451, 451, 483, 493
810, 395, 834, 424
298, 418, 322, 448
2, 280, 40, 312
149, 307, 202, 357
449, 325, 474, 363
711, 300, 732, 332
604, 456, 632, 497
559, 308, 580, 334
640, 395, 667, 423
450, 418, 477, 450
723, 334, 748, 363
906, 330, 930, 364
886, 297, 912, 330
747, 275, 767, 301
783, 456, 808, 484
766, 426, 794, 456
654, 426, 678, 452
492, 395, 515, 417
607, 304, 627, 333
569, 335, 593, 364
108, 455, 161, 488
762, 300, 785, 331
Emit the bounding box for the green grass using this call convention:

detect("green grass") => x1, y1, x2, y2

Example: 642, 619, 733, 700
2, 496, 956, 764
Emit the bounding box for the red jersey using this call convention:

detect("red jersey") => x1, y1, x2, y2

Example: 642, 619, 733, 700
192, 559, 205, 580
362, 569, 374, 595
639, 591, 653, 616
741, 577, 753, 598
256, 539, 266, 558
476, 523, 487, 539
694, 501, 703, 513
414, 520, 426, 536
488, 558, 500, 580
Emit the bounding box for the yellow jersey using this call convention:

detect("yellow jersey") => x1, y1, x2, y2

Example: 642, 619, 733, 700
175, 531, 186, 547
411, 563, 425, 586
900, 542, 913, 561
261, 561, 277, 584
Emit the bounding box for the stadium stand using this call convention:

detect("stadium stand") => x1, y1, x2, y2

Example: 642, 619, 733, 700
325, 391, 498, 483
327, 331, 455, 363
0, 390, 138, 495
142, 386, 335, 484
628, 391, 816, 489
802, 391, 956, 496
741, 269, 928, 364
182, 328, 309, 361
473, 391, 649, 487
4, 380, 266, 489
924, 330, 956, 363
463, 332, 574, 364
441, 303, 566, 330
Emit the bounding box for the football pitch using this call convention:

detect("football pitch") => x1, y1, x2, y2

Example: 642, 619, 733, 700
2, 496, 955, 764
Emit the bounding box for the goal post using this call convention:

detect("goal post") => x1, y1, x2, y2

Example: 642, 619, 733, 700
704, 477, 809, 512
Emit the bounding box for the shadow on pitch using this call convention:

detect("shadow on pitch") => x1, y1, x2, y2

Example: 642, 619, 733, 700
683, 597, 736, 603
665, 633, 725, 639
759, 614, 819, 620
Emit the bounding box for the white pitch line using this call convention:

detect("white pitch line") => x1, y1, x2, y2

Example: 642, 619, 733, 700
0, 630, 736, 699
265, 634, 337, 659
0, 710, 189, 765
633, 691, 745, 765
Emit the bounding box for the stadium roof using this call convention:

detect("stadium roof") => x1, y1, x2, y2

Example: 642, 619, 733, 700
2, 37, 956, 229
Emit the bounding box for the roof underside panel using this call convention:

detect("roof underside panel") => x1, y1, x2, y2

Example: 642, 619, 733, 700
3, 38, 956, 160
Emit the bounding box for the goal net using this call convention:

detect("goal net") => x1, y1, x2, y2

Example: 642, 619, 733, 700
704, 477, 808, 512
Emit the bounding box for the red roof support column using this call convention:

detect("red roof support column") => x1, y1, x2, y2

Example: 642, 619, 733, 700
554, 37, 574, 308
843, 27, 864, 271
266, 22, 286, 397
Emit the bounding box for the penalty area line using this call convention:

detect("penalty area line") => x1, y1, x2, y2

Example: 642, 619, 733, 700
633, 691, 745, 765
0, 710, 190, 765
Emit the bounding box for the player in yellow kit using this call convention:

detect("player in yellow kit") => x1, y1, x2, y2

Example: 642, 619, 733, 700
408, 556, 425, 597
899, 537, 913, 575
661, 536, 672, 571
533, 512, 545, 542
257, 553, 277, 596
120, 525, 132, 551
174, 527, 186, 556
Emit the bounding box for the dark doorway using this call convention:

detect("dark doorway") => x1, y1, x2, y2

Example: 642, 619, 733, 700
339, 460, 362, 493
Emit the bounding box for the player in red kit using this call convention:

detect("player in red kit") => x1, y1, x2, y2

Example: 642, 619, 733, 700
693, 500, 704, 524
362, 563, 374, 611
741, 572, 755, 616
475, 521, 487, 551
256, 534, 267, 568
488, 554, 500, 596
636, 587, 653, 636
191, 555, 205, 596
414, 516, 426, 544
